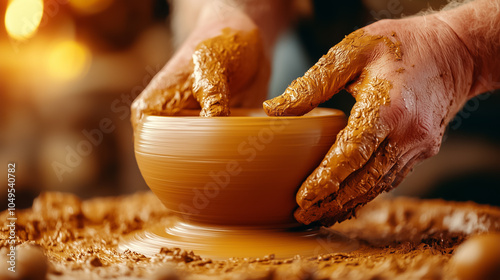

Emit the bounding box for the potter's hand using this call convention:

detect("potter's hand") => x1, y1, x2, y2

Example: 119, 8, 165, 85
131, 9, 270, 126
264, 16, 479, 226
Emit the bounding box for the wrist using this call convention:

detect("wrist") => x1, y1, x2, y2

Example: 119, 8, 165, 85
435, 0, 500, 98
197, 6, 274, 57
425, 14, 475, 102
234, 0, 291, 50
174, 0, 288, 54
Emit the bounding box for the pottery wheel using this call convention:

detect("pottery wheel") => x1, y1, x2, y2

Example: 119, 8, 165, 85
119, 220, 359, 259
4, 192, 500, 279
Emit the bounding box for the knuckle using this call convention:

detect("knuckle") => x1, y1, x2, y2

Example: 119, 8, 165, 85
130, 101, 141, 117
408, 87, 445, 144
426, 139, 442, 158
132, 94, 149, 114
131, 97, 141, 111
384, 99, 410, 130
416, 122, 433, 141
413, 111, 439, 142
417, 136, 441, 159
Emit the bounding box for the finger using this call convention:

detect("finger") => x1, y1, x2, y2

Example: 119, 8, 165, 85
336, 151, 419, 221
131, 69, 197, 128
295, 74, 392, 210
390, 154, 422, 188
191, 48, 231, 117
191, 29, 264, 117
295, 142, 414, 226
263, 30, 374, 116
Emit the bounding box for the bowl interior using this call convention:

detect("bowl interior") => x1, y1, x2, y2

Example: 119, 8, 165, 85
134, 108, 346, 227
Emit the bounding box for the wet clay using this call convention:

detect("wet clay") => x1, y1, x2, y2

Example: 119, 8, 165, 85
3, 193, 500, 279
294, 77, 393, 226
119, 221, 358, 260
134, 70, 197, 120
130, 108, 353, 261
132, 27, 266, 129
134, 108, 346, 226
263, 30, 402, 226
263, 29, 400, 116
192, 28, 264, 117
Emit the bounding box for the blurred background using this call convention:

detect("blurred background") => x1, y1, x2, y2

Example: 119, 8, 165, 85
1, 0, 499, 210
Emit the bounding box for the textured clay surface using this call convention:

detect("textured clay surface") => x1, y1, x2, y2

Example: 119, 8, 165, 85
1, 192, 500, 280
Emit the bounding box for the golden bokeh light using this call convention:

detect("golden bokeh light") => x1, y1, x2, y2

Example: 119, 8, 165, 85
46, 40, 92, 81
69, 0, 114, 15
5, 0, 44, 40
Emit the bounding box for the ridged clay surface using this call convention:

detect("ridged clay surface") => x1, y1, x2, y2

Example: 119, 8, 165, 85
134, 108, 346, 226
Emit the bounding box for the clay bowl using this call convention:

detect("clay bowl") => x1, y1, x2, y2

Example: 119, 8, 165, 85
134, 108, 346, 227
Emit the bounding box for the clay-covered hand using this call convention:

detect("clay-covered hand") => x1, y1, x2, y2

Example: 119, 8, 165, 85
264, 16, 475, 226
131, 10, 270, 127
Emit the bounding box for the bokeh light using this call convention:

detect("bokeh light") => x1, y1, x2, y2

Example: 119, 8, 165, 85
46, 40, 92, 81
69, 0, 114, 15
5, 0, 44, 40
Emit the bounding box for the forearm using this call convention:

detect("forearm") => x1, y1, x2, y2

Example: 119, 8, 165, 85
171, 0, 291, 52
436, 0, 500, 97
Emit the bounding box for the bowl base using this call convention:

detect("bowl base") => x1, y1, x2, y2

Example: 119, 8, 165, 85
119, 220, 359, 260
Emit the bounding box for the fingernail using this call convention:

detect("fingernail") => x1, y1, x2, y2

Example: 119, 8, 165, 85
297, 186, 316, 210
301, 199, 315, 210
298, 178, 340, 210
262, 99, 275, 115
264, 96, 289, 116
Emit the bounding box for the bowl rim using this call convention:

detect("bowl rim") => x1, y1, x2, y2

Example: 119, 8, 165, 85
142, 107, 345, 121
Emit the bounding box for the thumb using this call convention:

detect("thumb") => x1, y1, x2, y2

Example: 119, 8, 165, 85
264, 29, 379, 116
